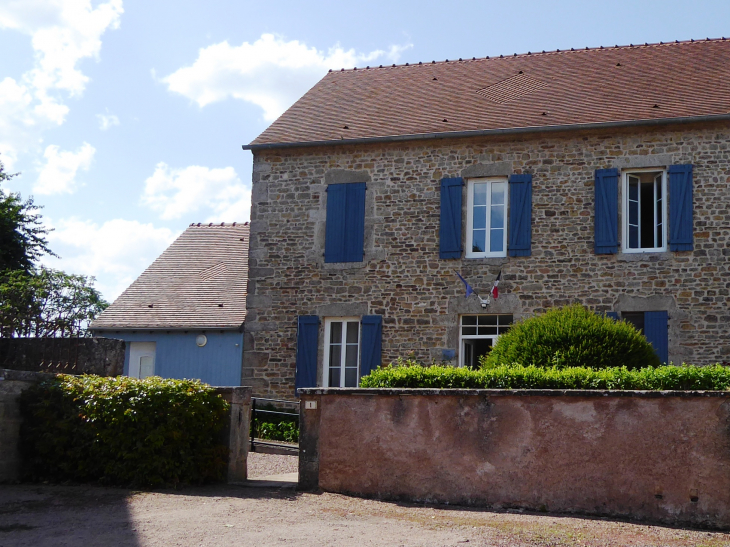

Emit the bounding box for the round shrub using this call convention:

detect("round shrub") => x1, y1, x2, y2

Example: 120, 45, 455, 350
482, 304, 661, 370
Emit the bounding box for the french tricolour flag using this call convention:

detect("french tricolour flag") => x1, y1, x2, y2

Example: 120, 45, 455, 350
491, 270, 502, 299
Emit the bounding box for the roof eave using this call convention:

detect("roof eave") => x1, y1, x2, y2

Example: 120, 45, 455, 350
90, 323, 245, 333
242, 113, 730, 152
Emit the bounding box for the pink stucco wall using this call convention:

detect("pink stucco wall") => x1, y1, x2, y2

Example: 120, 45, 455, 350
299, 389, 730, 529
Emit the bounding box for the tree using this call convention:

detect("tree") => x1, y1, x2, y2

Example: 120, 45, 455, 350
0, 268, 108, 337
0, 160, 55, 272
0, 158, 108, 337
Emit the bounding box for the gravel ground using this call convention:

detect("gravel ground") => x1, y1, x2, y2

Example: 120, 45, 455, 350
247, 452, 298, 478
2, 481, 730, 547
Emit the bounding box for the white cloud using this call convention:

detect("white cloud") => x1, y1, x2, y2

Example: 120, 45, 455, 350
141, 162, 250, 222
34, 142, 95, 195
164, 33, 411, 121
0, 0, 122, 161
43, 217, 177, 301
97, 111, 119, 130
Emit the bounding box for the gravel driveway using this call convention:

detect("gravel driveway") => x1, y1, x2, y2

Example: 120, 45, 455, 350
1, 454, 729, 547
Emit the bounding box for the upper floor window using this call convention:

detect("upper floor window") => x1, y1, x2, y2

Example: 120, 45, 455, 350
466, 178, 508, 258
622, 169, 667, 253
325, 182, 366, 263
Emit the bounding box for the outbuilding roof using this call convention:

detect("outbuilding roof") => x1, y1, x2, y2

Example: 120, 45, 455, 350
91, 223, 249, 330
246, 38, 730, 150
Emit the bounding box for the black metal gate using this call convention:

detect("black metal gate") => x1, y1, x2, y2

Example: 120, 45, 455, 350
250, 397, 299, 453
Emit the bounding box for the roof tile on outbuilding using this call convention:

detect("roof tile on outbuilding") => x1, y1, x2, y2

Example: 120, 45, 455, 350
91, 223, 249, 330
247, 39, 730, 149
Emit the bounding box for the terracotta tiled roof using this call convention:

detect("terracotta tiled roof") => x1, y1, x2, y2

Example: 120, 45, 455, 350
248, 39, 730, 149
91, 223, 249, 330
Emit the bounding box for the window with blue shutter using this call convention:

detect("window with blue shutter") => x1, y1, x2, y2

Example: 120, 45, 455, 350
643, 311, 669, 365
439, 177, 464, 259
668, 164, 693, 251
360, 315, 383, 378
508, 174, 532, 257
594, 168, 619, 254
325, 182, 366, 263
295, 315, 319, 392
605, 312, 619, 321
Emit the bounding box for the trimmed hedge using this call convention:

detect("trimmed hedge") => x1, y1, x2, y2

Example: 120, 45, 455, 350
256, 421, 299, 443
360, 362, 730, 391
483, 304, 661, 370
19, 375, 230, 487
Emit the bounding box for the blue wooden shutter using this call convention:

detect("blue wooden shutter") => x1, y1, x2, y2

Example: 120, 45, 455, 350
594, 168, 619, 254
360, 315, 382, 378
668, 164, 693, 251
508, 174, 532, 257
325, 184, 347, 262
644, 311, 669, 365
606, 312, 619, 321
295, 316, 319, 391
439, 177, 463, 259
344, 182, 366, 262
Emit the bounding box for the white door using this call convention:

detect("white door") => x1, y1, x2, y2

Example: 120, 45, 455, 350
129, 342, 156, 379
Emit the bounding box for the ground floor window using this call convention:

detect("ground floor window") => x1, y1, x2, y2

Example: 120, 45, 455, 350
459, 315, 513, 368
324, 318, 361, 387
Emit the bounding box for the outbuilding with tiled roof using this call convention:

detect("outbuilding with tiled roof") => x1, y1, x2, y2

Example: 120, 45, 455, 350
91, 222, 249, 386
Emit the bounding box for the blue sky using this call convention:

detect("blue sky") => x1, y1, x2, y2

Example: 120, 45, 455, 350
1, 0, 728, 301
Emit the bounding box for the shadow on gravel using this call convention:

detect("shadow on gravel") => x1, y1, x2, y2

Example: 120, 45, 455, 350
0, 484, 141, 547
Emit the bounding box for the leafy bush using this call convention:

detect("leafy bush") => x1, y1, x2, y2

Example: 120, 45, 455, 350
483, 304, 661, 369
19, 375, 230, 487
360, 363, 730, 390
255, 421, 299, 443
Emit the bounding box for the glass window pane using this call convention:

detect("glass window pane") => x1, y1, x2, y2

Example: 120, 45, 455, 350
480, 315, 498, 325
473, 183, 487, 206
477, 326, 498, 335
329, 344, 341, 369
346, 322, 359, 344
473, 206, 486, 229
462, 316, 477, 326
344, 368, 357, 387
490, 229, 504, 252
345, 345, 358, 368
490, 205, 504, 229
491, 183, 505, 205
472, 230, 485, 253
462, 326, 477, 335
330, 322, 342, 344
629, 225, 639, 248
329, 367, 341, 387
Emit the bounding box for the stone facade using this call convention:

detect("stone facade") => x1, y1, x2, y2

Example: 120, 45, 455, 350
243, 121, 730, 399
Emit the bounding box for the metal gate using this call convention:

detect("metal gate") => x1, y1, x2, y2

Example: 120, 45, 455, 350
250, 397, 299, 453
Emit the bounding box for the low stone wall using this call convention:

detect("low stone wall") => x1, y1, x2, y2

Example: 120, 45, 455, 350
0, 337, 126, 376
298, 388, 730, 529
0, 369, 251, 483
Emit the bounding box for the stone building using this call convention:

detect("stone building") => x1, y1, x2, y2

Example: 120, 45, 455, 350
241, 39, 730, 398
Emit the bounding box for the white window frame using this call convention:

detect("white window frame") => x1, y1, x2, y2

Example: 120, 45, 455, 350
323, 317, 361, 387
466, 177, 508, 258
458, 314, 513, 368
621, 168, 667, 253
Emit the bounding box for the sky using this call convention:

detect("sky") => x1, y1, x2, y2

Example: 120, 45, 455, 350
1, 0, 729, 302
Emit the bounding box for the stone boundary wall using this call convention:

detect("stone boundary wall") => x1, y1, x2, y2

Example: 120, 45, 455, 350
0, 337, 126, 377
0, 369, 251, 483
299, 388, 730, 529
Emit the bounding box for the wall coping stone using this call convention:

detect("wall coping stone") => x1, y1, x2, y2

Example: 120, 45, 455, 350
0, 369, 56, 382
298, 387, 730, 398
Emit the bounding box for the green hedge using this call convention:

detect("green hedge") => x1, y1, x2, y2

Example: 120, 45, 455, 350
255, 421, 299, 443
19, 375, 230, 487
360, 363, 730, 391
484, 304, 660, 369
